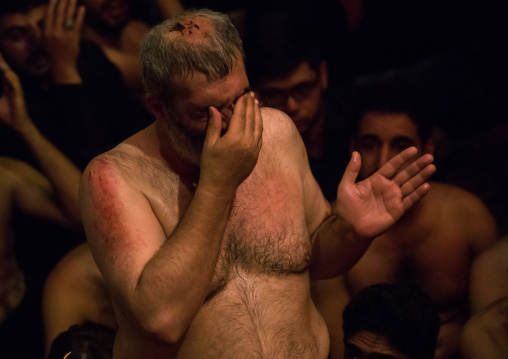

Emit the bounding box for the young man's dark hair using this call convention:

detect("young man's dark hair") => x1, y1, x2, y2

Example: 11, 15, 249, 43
0, 0, 46, 17
342, 283, 440, 359
348, 78, 435, 145
243, 8, 325, 89
47, 321, 116, 359
0, 1, 29, 17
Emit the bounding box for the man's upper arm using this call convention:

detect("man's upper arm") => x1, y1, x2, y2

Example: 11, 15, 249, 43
448, 186, 500, 312
1, 158, 73, 226
80, 156, 168, 312
456, 187, 498, 254
260, 107, 331, 235
469, 237, 508, 313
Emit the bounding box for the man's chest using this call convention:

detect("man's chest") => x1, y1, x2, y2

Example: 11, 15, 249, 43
346, 231, 472, 306
206, 159, 312, 292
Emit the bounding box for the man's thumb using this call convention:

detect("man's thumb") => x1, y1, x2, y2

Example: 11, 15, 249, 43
341, 151, 361, 184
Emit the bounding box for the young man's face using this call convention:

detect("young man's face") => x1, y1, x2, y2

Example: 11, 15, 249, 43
0, 6, 49, 77
344, 331, 410, 359
255, 61, 327, 136
354, 111, 429, 180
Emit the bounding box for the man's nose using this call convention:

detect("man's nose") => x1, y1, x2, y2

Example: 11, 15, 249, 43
27, 23, 43, 47
221, 107, 234, 125
377, 145, 391, 169
285, 95, 300, 114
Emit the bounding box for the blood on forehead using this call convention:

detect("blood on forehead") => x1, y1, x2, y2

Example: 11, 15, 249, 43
169, 19, 203, 37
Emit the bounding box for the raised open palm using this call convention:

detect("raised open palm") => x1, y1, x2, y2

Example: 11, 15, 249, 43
336, 147, 436, 239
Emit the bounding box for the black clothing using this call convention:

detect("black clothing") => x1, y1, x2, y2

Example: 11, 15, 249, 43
0, 40, 152, 358
0, 40, 152, 170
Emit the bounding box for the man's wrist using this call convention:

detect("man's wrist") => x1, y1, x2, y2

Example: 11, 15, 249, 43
194, 184, 237, 205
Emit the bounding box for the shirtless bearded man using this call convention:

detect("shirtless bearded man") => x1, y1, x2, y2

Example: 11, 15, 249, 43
79, 9, 435, 359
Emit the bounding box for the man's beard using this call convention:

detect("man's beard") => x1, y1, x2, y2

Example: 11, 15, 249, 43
166, 109, 206, 166
85, 11, 128, 36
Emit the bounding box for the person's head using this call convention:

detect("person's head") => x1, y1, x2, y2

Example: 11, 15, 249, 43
47, 321, 116, 359
141, 8, 248, 165
244, 10, 328, 136
80, 0, 130, 35
342, 283, 440, 359
349, 80, 435, 179
0, 0, 49, 77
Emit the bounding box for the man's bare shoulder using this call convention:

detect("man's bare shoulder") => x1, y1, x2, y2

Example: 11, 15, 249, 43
428, 182, 494, 218
472, 235, 508, 275
83, 124, 174, 190
83, 147, 139, 195
426, 181, 497, 246
260, 107, 305, 153
261, 107, 300, 137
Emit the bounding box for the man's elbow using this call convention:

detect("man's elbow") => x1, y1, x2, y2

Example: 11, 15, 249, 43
133, 307, 190, 344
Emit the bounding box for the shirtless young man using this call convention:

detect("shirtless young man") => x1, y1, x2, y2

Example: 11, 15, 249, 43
79, 9, 435, 358
312, 88, 498, 359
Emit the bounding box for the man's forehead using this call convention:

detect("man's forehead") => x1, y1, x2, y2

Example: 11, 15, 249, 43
0, 5, 46, 29
359, 112, 417, 132
173, 59, 248, 96
258, 61, 317, 89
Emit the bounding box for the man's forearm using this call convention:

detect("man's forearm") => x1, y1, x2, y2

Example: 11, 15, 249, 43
310, 214, 373, 280
130, 185, 235, 343
19, 122, 82, 224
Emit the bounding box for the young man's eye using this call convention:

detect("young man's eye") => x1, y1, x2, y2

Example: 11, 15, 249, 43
193, 112, 207, 119
394, 141, 415, 152
5, 29, 29, 41
293, 79, 319, 99
358, 140, 377, 151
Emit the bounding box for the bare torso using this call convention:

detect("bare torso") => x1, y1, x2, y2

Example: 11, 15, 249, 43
345, 183, 497, 359
98, 118, 329, 358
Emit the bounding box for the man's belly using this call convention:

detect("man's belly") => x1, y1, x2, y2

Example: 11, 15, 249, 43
114, 272, 330, 359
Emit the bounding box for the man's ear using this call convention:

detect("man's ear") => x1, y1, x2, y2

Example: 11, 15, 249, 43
319, 61, 328, 91
146, 94, 167, 121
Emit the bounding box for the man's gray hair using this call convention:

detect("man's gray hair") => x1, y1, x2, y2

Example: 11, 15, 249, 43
140, 8, 244, 102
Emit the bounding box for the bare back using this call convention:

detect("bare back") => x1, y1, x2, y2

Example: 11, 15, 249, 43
82, 109, 329, 358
